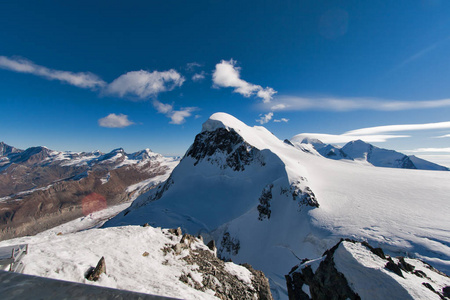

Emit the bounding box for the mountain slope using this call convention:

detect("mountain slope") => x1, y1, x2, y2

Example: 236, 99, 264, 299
0, 223, 273, 300
105, 113, 450, 299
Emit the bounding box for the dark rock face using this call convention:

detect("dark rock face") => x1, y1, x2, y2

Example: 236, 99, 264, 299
219, 232, 241, 258
258, 184, 273, 221
186, 128, 264, 171
286, 240, 360, 300
283, 180, 319, 209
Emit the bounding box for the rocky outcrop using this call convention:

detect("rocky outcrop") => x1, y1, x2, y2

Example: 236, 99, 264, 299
286, 239, 450, 300
85, 256, 106, 281
286, 241, 359, 300
166, 232, 273, 300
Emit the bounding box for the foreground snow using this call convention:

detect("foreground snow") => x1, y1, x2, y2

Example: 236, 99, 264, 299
0, 226, 219, 299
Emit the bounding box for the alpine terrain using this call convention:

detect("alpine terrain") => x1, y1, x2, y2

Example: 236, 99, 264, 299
104, 113, 450, 299
0, 143, 179, 240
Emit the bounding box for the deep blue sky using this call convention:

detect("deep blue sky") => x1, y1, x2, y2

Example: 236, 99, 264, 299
1, 1, 450, 165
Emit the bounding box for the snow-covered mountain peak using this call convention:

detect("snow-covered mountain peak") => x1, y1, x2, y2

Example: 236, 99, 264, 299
201, 112, 248, 133
300, 137, 324, 146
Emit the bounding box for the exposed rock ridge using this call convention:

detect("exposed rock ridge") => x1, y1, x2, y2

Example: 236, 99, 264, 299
186, 127, 265, 171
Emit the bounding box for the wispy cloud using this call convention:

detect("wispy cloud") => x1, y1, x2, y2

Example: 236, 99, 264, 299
435, 133, 450, 138
0, 55, 196, 125
292, 133, 409, 144
273, 118, 289, 123
152, 100, 196, 125
345, 121, 450, 135
256, 112, 273, 124
213, 59, 276, 103
389, 36, 450, 73
293, 120, 450, 144
266, 95, 450, 112
0, 56, 106, 89
186, 62, 202, 71
106, 70, 185, 99
404, 147, 450, 153
192, 71, 206, 82
98, 113, 134, 128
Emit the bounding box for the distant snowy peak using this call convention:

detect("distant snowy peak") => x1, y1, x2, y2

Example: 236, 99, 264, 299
293, 138, 448, 171
0, 141, 22, 157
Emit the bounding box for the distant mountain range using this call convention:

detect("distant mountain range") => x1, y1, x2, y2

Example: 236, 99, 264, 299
289, 138, 449, 171
0, 142, 179, 240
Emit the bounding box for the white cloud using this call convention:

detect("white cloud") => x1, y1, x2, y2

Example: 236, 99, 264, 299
292, 120, 450, 144
106, 70, 184, 99
153, 100, 173, 114
273, 118, 289, 123
0, 56, 106, 89
292, 133, 409, 144
266, 95, 450, 112
212, 59, 277, 103
98, 113, 134, 128
345, 121, 450, 136
152, 100, 196, 125
256, 112, 273, 125
186, 62, 202, 71
404, 147, 450, 153
435, 134, 450, 138
169, 108, 195, 125
192, 71, 206, 82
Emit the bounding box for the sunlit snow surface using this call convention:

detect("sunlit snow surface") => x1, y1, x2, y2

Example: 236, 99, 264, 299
0, 215, 219, 299
334, 241, 450, 300
104, 113, 450, 299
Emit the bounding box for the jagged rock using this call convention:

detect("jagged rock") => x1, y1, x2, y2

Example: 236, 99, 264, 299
168, 227, 182, 236
142, 223, 150, 227
186, 127, 264, 171
397, 256, 415, 272
181, 233, 196, 246
85, 256, 106, 281
385, 260, 404, 277
207, 240, 216, 252
443, 286, 450, 297
179, 247, 273, 300
257, 184, 273, 220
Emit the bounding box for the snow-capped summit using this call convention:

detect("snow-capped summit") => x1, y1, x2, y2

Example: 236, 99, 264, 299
105, 113, 450, 299
293, 137, 449, 171
0, 141, 21, 157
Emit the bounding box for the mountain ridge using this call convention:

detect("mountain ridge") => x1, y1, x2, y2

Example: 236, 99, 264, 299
292, 137, 449, 171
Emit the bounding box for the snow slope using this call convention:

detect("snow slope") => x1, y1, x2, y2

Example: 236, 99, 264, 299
287, 240, 450, 299
105, 113, 450, 299
0, 226, 219, 299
